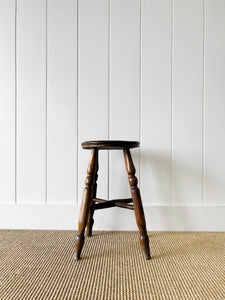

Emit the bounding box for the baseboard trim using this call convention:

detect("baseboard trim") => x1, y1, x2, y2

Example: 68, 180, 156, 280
0, 204, 224, 231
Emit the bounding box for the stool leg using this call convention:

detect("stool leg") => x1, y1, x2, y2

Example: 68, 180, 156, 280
75, 149, 98, 260
86, 153, 98, 237
123, 148, 151, 260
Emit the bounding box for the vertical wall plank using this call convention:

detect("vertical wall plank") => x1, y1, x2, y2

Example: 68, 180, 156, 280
109, 0, 140, 200
78, 0, 109, 202
172, 0, 203, 205
47, 0, 77, 204
141, 0, 172, 205
17, 0, 46, 203
0, 0, 15, 203
205, 0, 225, 205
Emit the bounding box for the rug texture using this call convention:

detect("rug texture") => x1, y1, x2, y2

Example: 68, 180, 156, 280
0, 230, 224, 299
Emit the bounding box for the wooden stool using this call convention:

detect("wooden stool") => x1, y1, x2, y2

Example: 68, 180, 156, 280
75, 140, 151, 260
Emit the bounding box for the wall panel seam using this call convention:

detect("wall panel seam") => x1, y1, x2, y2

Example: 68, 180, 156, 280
45, 0, 48, 205
15, 0, 17, 205
171, 0, 174, 206
76, 0, 79, 205
139, 0, 142, 189
202, 0, 205, 206
108, 0, 111, 200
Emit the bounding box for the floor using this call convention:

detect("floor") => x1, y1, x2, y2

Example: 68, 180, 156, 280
0, 230, 224, 299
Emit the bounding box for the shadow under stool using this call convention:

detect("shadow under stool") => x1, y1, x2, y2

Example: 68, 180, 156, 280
75, 140, 151, 260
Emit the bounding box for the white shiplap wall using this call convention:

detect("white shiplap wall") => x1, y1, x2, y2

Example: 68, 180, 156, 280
0, 0, 225, 231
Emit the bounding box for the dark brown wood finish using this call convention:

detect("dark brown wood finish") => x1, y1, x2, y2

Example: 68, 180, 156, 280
82, 140, 139, 150
75, 148, 98, 260
75, 140, 151, 261
86, 151, 98, 237
123, 148, 151, 260
91, 198, 134, 210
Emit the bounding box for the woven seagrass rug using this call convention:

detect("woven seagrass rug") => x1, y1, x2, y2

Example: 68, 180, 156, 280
0, 230, 224, 299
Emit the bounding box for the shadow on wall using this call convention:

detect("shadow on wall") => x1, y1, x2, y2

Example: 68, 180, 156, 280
137, 150, 172, 204
100, 147, 225, 206
139, 150, 212, 205
134, 150, 193, 230
94, 149, 221, 230
93, 149, 222, 230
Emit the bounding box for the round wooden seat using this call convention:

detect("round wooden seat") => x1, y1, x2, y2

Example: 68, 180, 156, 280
81, 140, 140, 150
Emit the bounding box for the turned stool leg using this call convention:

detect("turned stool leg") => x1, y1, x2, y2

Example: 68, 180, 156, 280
86, 152, 98, 237
123, 148, 151, 260
75, 149, 98, 260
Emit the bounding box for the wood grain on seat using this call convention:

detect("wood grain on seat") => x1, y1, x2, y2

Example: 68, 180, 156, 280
81, 140, 139, 150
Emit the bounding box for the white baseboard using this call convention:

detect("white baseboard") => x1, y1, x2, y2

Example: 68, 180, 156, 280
0, 204, 224, 231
